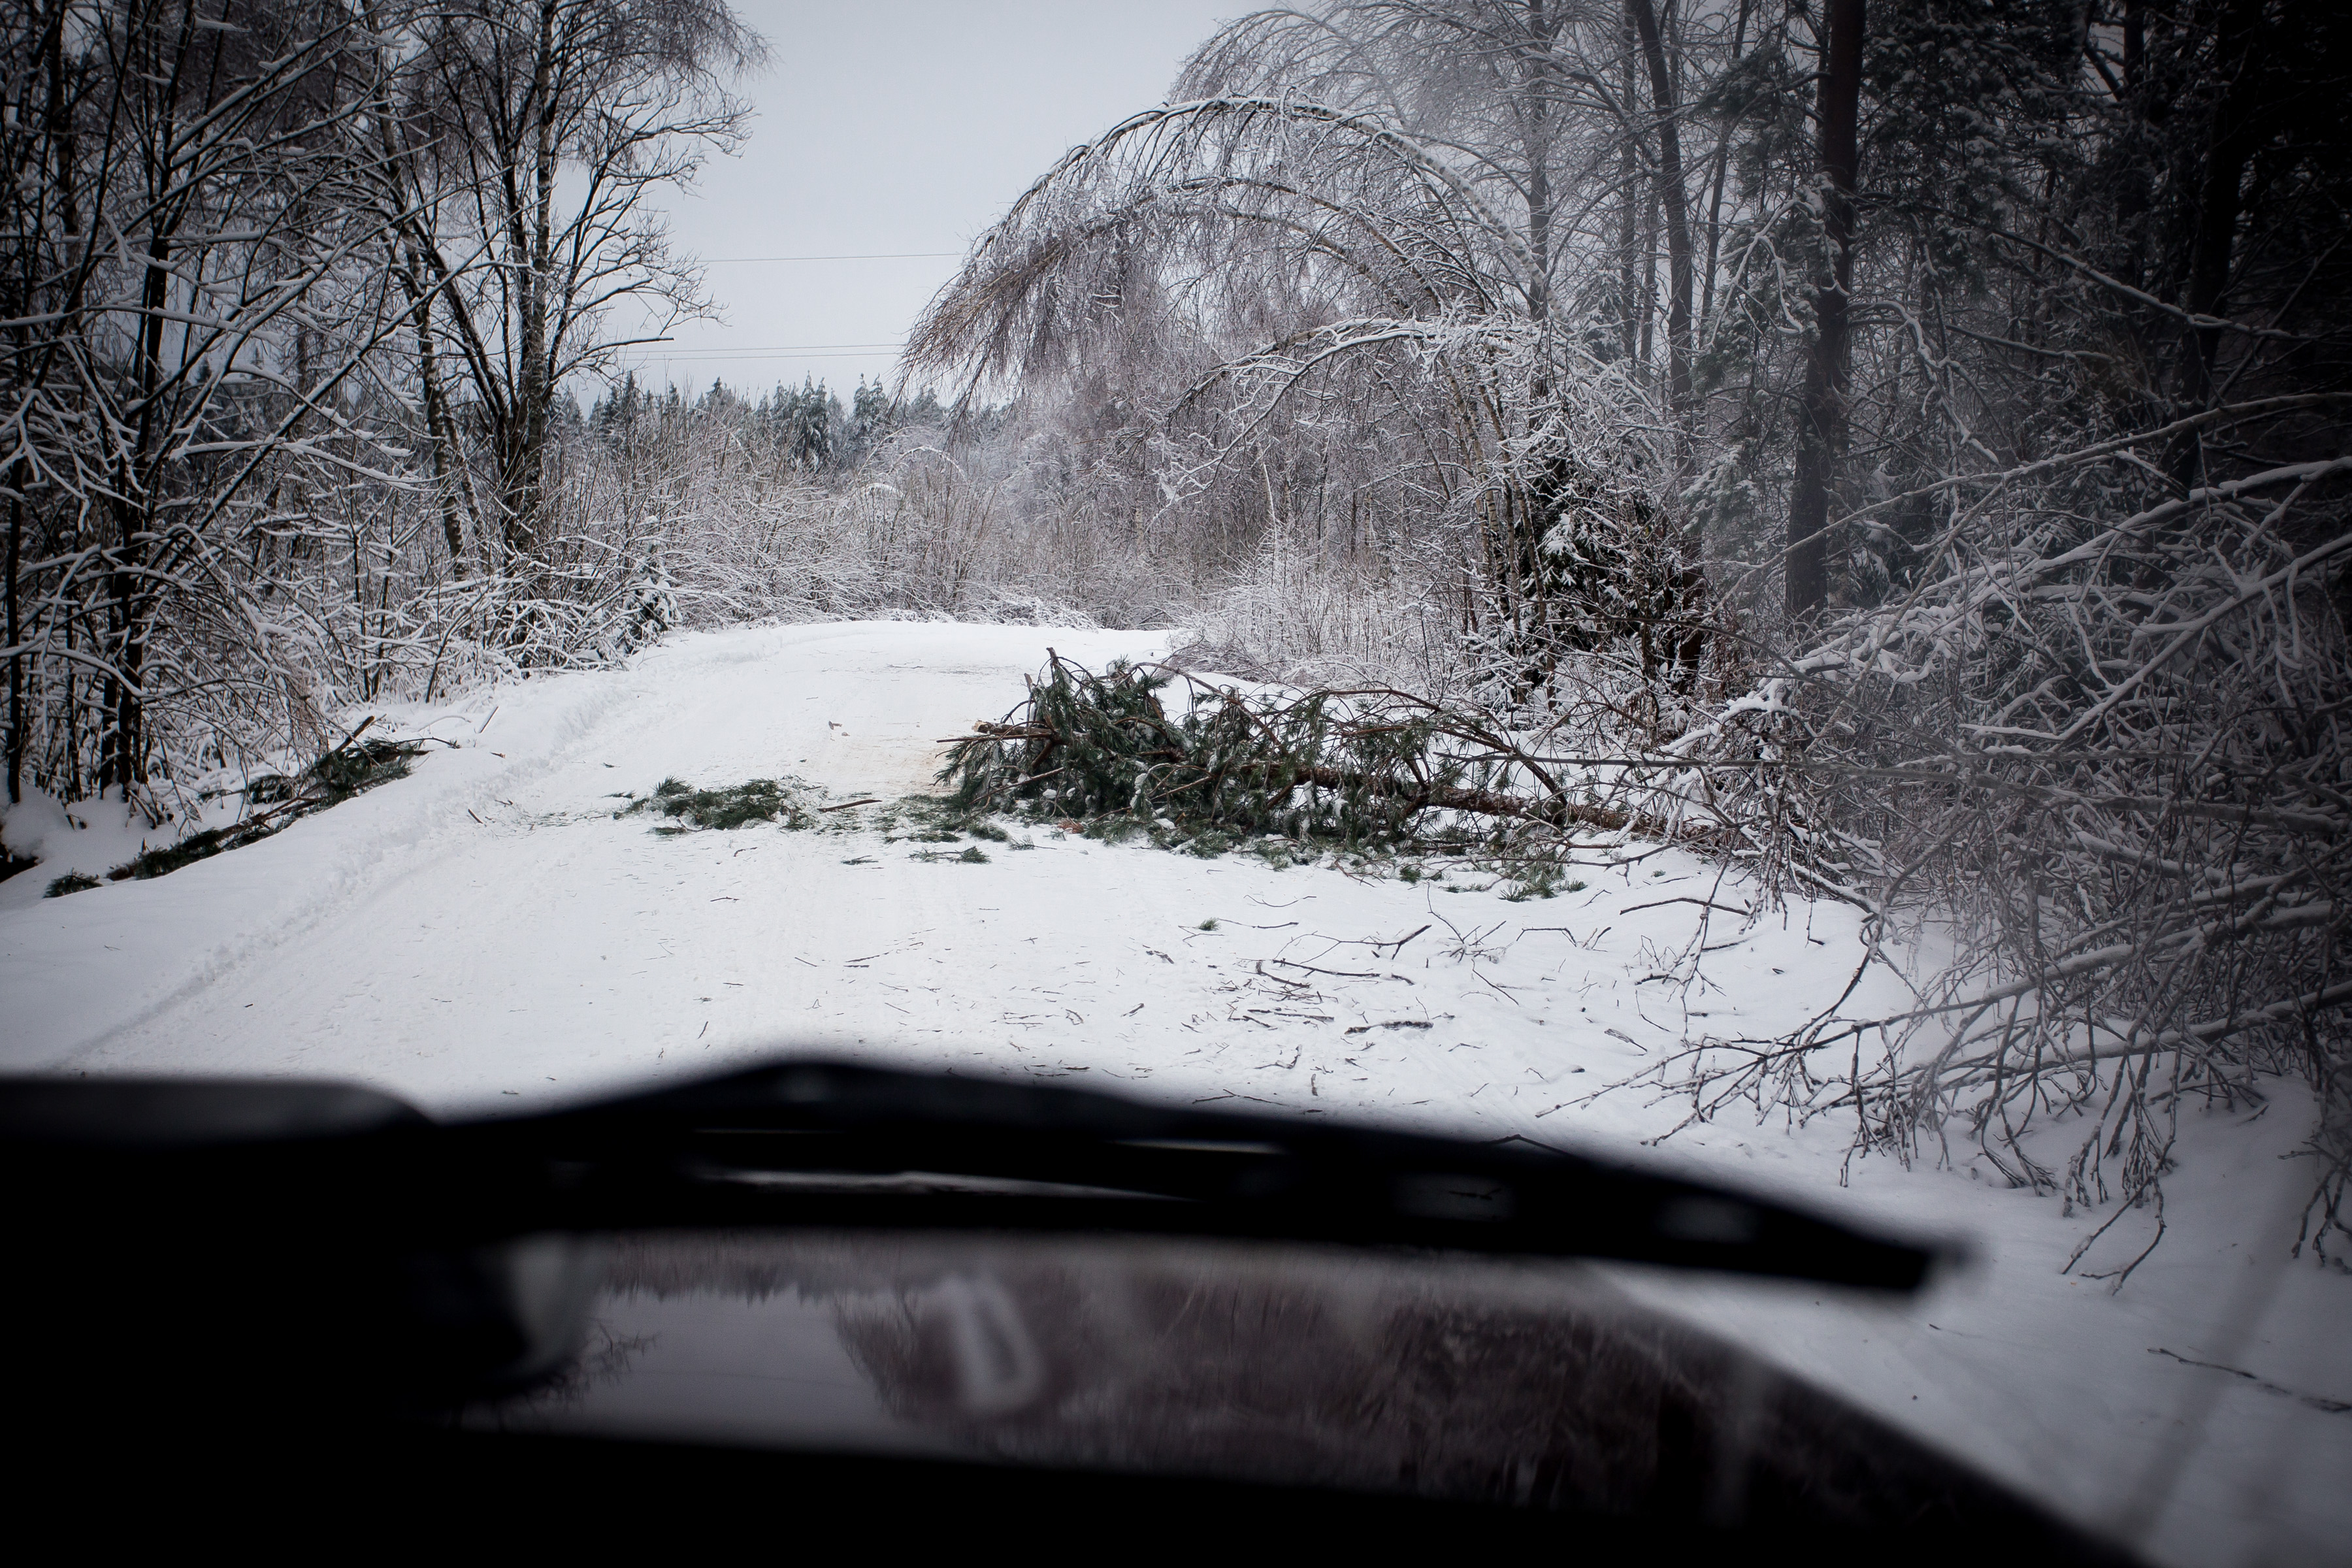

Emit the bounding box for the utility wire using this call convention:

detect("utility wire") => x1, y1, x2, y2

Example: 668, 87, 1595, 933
616, 352, 904, 367
695, 252, 960, 263
638, 342, 903, 352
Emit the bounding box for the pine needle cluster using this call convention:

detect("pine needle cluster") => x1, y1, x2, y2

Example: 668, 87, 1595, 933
621, 777, 824, 834
47, 730, 431, 897
938, 654, 1473, 849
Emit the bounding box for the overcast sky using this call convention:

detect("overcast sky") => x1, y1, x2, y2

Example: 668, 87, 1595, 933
610, 1, 1235, 400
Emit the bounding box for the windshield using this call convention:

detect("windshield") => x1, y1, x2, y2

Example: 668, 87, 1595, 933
1, 4, 2345, 1565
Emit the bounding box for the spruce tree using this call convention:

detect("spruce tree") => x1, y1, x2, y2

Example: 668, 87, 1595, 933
849, 378, 890, 466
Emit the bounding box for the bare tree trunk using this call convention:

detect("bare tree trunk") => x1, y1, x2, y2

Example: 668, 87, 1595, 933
408, 278, 472, 572
106, 214, 175, 800
1616, 33, 1641, 364
506, 0, 563, 566
2174, 0, 2268, 485
108, 561, 143, 799
1627, 0, 1693, 443
6, 483, 20, 804
1698, 0, 1754, 336
1521, 0, 1561, 657
367, 18, 478, 580
1524, 1, 1556, 352
2114, 0, 2149, 288
1638, 178, 1658, 370
1786, 0, 1863, 625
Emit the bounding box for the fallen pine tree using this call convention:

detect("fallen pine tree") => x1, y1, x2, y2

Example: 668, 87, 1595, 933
46, 719, 434, 896
936, 651, 1666, 847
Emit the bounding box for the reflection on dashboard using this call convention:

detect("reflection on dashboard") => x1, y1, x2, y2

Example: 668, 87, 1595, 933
483, 1230, 2072, 1536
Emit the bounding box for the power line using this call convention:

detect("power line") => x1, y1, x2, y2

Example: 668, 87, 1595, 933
610, 338, 915, 378
638, 342, 903, 352
695, 252, 960, 263
618, 353, 903, 368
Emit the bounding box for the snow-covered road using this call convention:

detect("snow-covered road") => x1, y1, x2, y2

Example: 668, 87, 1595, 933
3, 621, 2345, 1566
0, 621, 1877, 1130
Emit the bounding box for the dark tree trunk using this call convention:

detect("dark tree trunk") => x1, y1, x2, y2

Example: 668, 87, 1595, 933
6, 483, 21, 804
1698, 0, 1755, 337
105, 215, 174, 800
2111, 1, 2153, 301
410, 279, 472, 573
2185, 0, 2267, 393
504, 0, 563, 568
1616, 29, 1641, 364
2172, 0, 2270, 485
108, 567, 144, 799
1786, 0, 1864, 625
1627, 0, 1693, 437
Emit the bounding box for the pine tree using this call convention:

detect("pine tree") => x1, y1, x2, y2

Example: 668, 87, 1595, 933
617, 540, 677, 654
594, 371, 646, 442
847, 378, 890, 466
785, 376, 837, 472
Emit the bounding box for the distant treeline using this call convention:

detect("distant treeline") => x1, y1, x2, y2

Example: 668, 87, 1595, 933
585, 376, 955, 474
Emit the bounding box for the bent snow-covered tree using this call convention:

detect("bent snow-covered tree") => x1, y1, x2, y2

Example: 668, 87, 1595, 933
913, 0, 2352, 1264
904, 2, 1718, 711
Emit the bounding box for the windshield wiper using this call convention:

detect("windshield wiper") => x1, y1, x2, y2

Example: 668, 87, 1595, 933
2, 1058, 1953, 1290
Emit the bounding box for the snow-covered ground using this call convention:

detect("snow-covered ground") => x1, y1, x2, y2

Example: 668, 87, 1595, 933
3, 621, 2344, 1565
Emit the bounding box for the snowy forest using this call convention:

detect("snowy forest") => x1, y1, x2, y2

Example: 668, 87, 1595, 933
4, 0, 2350, 1258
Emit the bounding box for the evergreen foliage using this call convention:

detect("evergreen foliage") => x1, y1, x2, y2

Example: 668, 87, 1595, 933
940, 654, 1500, 849
105, 822, 285, 883
847, 379, 891, 467
299, 737, 430, 809
616, 543, 679, 655
621, 776, 823, 832
587, 372, 920, 482
39, 730, 430, 896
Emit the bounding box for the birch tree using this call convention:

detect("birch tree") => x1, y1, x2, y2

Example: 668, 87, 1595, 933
1, 0, 402, 808
385, 0, 757, 591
